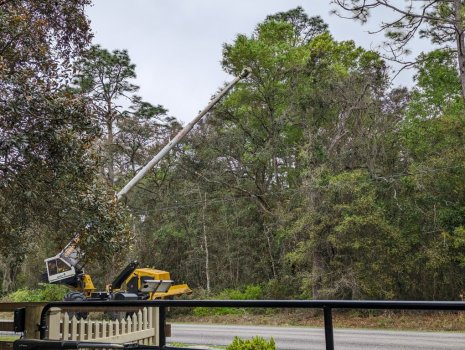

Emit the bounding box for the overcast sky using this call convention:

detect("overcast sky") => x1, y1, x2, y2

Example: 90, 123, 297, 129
86, 1, 431, 123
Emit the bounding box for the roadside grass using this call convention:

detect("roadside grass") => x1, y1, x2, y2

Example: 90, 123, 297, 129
170, 286, 465, 332
170, 309, 465, 332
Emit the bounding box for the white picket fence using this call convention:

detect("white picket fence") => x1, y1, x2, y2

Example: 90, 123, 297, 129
47, 307, 159, 345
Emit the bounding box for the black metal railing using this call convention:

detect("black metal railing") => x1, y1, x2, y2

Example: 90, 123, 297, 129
35, 299, 465, 350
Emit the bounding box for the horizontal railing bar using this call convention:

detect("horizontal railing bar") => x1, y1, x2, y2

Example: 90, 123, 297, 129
40, 299, 465, 310
0, 302, 47, 312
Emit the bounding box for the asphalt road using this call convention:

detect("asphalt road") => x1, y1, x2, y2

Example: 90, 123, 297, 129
169, 323, 465, 349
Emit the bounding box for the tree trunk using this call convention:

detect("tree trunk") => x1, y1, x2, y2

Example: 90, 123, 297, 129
312, 249, 324, 299
264, 225, 277, 279
0, 255, 19, 293
201, 192, 211, 293
457, 46, 465, 105
308, 181, 324, 299
454, 0, 465, 104
107, 119, 115, 184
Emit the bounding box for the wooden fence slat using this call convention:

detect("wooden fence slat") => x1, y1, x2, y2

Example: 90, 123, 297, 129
148, 307, 152, 327
120, 318, 126, 335
79, 318, 85, 340
132, 312, 138, 332
143, 308, 148, 329
102, 320, 107, 339
95, 320, 101, 339
63, 313, 69, 340
86, 318, 92, 340
137, 310, 143, 332
70, 316, 78, 341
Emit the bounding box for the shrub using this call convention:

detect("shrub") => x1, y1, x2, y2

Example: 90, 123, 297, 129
264, 276, 300, 299
219, 285, 263, 300
226, 336, 276, 350
6, 284, 68, 302
7, 289, 40, 302
192, 285, 263, 316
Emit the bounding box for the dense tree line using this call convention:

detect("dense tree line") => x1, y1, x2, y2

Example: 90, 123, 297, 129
1, 3, 465, 300
126, 7, 465, 300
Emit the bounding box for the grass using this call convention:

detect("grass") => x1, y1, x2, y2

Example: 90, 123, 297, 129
170, 309, 465, 332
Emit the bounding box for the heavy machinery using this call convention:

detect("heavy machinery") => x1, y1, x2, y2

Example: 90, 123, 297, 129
45, 241, 191, 301
44, 68, 251, 302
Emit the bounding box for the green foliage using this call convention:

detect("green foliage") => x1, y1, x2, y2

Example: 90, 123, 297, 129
407, 50, 464, 121
192, 285, 263, 316
263, 277, 301, 300
74, 45, 170, 185
6, 284, 68, 302
226, 336, 276, 350
4, 4, 465, 303
218, 285, 263, 300
332, 0, 465, 104
0, 0, 121, 292
130, 7, 444, 301
288, 170, 402, 299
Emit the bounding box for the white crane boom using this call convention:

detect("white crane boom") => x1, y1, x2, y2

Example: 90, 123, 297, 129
116, 67, 251, 200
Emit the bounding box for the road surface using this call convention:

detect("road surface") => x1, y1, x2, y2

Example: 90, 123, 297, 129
169, 323, 465, 349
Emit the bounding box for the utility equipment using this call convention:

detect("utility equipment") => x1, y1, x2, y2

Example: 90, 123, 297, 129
44, 68, 251, 302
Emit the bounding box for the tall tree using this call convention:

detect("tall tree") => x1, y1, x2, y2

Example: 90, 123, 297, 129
282, 32, 402, 299
214, 10, 330, 282
331, 0, 465, 104
74, 45, 168, 184
0, 1, 130, 291
394, 49, 465, 299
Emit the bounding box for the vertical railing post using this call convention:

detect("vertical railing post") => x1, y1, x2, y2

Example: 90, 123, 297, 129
159, 306, 166, 348
323, 306, 334, 350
